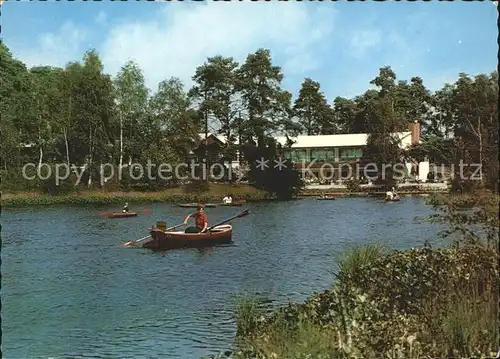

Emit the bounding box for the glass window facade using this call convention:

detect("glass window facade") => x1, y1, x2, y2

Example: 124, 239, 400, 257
284, 147, 362, 162
339, 147, 362, 160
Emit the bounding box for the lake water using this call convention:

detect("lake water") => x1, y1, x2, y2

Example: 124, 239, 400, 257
1, 197, 445, 359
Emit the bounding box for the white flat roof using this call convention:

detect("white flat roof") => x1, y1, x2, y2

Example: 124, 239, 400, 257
276, 132, 412, 149
198, 132, 413, 149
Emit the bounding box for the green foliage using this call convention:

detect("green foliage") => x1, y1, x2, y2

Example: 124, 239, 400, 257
293, 78, 334, 135
114, 60, 150, 167
184, 179, 210, 194
243, 137, 304, 200
427, 192, 499, 249
407, 135, 454, 164
226, 244, 499, 359
189, 55, 240, 151
334, 243, 388, 283
150, 77, 201, 162
344, 178, 361, 192
332, 96, 360, 134
235, 49, 293, 148
427, 72, 499, 190
234, 297, 264, 338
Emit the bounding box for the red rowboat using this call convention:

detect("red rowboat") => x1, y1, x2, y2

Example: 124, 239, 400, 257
107, 212, 138, 218
143, 224, 233, 250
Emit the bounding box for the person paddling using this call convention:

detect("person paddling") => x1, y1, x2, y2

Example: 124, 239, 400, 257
184, 203, 208, 233
392, 186, 399, 200
122, 202, 130, 213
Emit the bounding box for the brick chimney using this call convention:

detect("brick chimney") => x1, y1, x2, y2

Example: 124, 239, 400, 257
410, 120, 420, 145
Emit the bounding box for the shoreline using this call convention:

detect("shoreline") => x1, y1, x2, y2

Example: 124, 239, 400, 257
0, 185, 452, 207
0, 184, 269, 207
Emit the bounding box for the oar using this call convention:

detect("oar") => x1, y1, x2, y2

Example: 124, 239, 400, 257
120, 222, 186, 247
202, 209, 250, 233
100, 209, 151, 216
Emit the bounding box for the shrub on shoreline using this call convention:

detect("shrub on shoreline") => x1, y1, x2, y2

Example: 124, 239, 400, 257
203, 244, 499, 359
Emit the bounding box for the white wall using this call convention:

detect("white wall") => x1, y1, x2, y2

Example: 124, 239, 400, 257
419, 161, 430, 183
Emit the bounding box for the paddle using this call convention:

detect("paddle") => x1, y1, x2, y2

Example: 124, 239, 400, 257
100, 209, 151, 217
120, 222, 186, 247
202, 209, 250, 233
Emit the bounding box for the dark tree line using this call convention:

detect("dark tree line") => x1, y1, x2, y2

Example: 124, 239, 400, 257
1, 42, 497, 195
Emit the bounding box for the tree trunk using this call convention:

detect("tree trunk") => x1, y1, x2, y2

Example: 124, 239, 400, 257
466, 113, 484, 185
38, 123, 43, 169
87, 127, 93, 187
63, 128, 70, 166
478, 116, 483, 185
38, 147, 43, 169
204, 100, 209, 182
119, 113, 123, 172
66, 89, 72, 166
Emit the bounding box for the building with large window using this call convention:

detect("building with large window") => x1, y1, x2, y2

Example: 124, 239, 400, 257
195, 121, 421, 181
273, 130, 416, 181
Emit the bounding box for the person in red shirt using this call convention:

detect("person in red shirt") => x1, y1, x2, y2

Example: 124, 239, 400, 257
184, 203, 209, 233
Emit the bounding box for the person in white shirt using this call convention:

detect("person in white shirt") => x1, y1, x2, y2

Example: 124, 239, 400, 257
386, 190, 393, 200
222, 195, 232, 204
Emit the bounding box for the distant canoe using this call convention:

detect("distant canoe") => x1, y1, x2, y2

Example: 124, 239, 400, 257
384, 197, 400, 202
179, 203, 217, 208
107, 212, 138, 218
316, 197, 336, 200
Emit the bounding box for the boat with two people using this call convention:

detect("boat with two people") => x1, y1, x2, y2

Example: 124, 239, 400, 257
385, 187, 400, 202
316, 192, 336, 200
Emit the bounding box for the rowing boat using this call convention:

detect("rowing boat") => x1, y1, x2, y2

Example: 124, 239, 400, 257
179, 203, 218, 208
107, 212, 138, 218
384, 197, 400, 202
316, 197, 336, 200
143, 224, 233, 250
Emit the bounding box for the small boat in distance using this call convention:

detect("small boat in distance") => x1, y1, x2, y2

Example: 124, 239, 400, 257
316, 192, 337, 200
106, 212, 138, 218
143, 224, 233, 250
100, 209, 151, 218
179, 203, 217, 208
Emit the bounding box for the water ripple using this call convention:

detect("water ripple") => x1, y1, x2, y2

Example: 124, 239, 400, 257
1, 198, 445, 358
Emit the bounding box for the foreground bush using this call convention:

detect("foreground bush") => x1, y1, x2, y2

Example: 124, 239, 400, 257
203, 244, 499, 359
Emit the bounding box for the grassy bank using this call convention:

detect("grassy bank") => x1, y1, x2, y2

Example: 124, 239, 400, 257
0, 183, 268, 207
302, 184, 450, 196
204, 243, 499, 359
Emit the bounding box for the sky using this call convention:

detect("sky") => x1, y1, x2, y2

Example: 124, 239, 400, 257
1, 1, 498, 101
